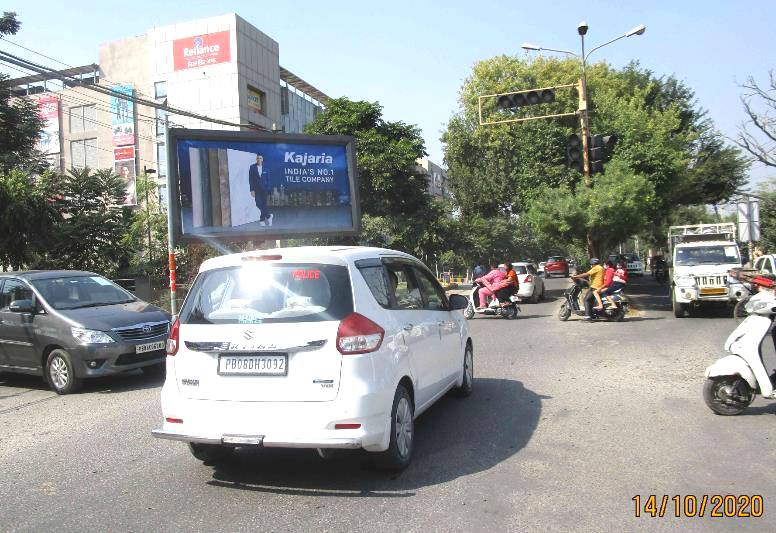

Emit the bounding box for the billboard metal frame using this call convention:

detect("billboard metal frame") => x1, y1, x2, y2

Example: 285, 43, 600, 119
167, 128, 360, 245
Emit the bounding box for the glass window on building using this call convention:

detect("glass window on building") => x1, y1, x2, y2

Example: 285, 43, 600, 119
70, 138, 97, 169
155, 108, 167, 137
69, 105, 96, 133
154, 81, 167, 99
247, 86, 267, 116
156, 142, 166, 176
280, 85, 289, 115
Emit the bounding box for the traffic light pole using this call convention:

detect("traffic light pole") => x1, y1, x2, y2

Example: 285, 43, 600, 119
578, 78, 591, 186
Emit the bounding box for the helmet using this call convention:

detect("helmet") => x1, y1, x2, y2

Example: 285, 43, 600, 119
590, 258, 600, 264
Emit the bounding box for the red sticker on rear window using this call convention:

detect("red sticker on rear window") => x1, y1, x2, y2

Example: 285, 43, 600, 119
292, 269, 321, 280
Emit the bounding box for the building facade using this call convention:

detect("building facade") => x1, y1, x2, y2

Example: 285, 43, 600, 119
417, 157, 450, 199
7, 13, 328, 205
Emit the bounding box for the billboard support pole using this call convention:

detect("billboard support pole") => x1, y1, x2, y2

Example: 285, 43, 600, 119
164, 115, 177, 315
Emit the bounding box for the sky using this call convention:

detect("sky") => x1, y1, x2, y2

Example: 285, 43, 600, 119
2, 0, 774, 188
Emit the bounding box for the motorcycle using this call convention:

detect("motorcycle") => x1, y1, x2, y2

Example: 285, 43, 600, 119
704, 289, 776, 415
463, 282, 520, 319
654, 263, 668, 285
557, 279, 628, 322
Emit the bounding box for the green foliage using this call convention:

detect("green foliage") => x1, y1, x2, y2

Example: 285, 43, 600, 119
525, 160, 655, 256
304, 98, 430, 217
0, 169, 59, 270
0, 12, 46, 172
121, 173, 169, 283
33, 168, 132, 277
443, 55, 748, 243
758, 180, 776, 253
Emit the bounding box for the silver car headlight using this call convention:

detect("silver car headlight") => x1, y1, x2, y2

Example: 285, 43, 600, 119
71, 326, 115, 344
675, 276, 696, 287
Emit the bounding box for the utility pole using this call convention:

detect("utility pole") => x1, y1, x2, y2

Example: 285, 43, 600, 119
143, 166, 156, 264
163, 116, 177, 315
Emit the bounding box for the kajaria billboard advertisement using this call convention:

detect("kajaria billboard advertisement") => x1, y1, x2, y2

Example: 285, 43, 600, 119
173, 31, 231, 71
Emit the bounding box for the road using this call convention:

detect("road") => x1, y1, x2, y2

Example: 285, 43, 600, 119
1, 276, 775, 532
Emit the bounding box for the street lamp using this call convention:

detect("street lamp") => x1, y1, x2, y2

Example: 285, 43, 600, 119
523, 22, 646, 184
143, 166, 157, 263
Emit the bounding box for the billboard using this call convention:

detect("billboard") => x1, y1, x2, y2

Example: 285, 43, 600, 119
173, 31, 231, 71
36, 95, 61, 158
737, 199, 761, 242
111, 84, 135, 147
115, 160, 137, 206
168, 129, 359, 243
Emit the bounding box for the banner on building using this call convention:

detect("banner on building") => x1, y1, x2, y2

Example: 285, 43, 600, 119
168, 129, 359, 243
114, 146, 135, 161
111, 84, 135, 147
247, 86, 264, 114
173, 31, 231, 71
36, 94, 61, 157
115, 160, 137, 206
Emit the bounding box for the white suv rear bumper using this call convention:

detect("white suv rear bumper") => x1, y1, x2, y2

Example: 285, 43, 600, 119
152, 384, 392, 452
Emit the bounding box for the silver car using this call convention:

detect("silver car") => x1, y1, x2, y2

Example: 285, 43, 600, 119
0, 271, 170, 394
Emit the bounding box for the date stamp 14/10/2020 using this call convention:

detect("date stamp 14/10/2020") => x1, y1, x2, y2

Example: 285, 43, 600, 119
632, 495, 763, 519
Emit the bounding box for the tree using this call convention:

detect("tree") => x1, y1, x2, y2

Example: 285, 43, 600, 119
757, 180, 776, 253
737, 71, 776, 169
524, 161, 655, 256
0, 169, 59, 270
121, 173, 170, 284
34, 168, 133, 277
443, 56, 748, 242
304, 98, 430, 218
0, 12, 46, 172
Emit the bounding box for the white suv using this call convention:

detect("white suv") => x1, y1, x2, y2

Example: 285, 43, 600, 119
152, 246, 473, 469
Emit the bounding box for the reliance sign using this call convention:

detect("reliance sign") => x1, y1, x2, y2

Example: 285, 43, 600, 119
173, 31, 231, 71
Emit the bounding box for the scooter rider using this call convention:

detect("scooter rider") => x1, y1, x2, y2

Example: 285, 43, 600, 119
494, 262, 519, 305
475, 264, 506, 310
571, 258, 605, 320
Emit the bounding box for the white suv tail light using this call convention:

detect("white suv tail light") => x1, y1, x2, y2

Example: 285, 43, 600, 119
337, 313, 384, 355
166, 316, 180, 356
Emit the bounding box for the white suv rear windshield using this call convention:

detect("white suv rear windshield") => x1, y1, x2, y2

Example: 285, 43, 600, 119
180, 264, 353, 325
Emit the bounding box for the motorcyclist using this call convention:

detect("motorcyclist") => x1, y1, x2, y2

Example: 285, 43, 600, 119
571, 258, 604, 320
475, 264, 506, 309
493, 262, 519, 306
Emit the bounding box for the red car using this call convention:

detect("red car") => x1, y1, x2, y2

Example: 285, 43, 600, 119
544, 256, 569, 277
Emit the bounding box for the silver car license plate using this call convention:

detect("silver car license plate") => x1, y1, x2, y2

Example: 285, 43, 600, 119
136, 340, 165, 354
218, 354, 288, 376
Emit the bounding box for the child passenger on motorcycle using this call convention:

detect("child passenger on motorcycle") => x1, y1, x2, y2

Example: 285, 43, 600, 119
601, 260, 628, 308
494, 262, 519, 305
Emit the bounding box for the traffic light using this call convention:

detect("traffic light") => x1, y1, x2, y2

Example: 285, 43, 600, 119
566, 133, 583, 172
589, 134, 617, 174
497, 88, 555, 111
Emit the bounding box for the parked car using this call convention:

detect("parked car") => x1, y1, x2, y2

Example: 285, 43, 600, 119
512, 262, 545, 303
0, 271, 171, 394
152, 246, 473, 470
608, 253, 645, 276
537, 262, 546, 276
544, 256, 570, 277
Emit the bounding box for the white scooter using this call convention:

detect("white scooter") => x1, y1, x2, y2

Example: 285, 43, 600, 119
463, 282, 520, 320
704, 289, 776, 415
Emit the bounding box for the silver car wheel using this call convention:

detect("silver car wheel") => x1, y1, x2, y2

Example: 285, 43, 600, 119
50, 356, 69, 390
395, 397, 413, 458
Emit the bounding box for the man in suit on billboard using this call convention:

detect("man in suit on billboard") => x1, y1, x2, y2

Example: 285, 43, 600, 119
248, 154, 273, 226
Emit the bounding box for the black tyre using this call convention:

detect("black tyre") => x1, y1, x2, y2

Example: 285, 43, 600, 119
557, 303, 571, 321
189, 443, 234, 464
141, 362, 166, 377
703, 376, 754, 416
455, 344, 474, 397
672, 292, 686, 318
377, 385, 414, 470
503, 305, 518, 319
45, 349, 82, 395
613, 306, 626, 322
733, 296, 750, 322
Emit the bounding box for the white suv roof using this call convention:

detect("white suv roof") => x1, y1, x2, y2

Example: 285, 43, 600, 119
199, 246, 419, 273
676, 240, 735, 248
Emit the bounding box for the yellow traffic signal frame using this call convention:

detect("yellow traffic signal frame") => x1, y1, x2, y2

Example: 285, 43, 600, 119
478, 82, 579, 126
